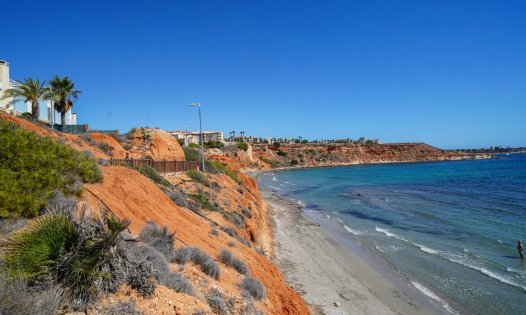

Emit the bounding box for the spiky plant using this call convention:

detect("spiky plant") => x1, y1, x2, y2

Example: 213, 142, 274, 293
1, 214, 76, 279
1, 78, 49, 119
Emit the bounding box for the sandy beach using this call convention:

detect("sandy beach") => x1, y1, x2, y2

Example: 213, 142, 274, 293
262, 187, 444, 315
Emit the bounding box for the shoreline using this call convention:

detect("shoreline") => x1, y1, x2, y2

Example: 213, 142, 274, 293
258, 179, 448, 315
258, 154, 493, 173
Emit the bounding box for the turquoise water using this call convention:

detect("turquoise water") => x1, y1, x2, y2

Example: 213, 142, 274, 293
259, 154, 526, 315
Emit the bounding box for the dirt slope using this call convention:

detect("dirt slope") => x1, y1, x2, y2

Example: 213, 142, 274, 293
83, 166, 309, 314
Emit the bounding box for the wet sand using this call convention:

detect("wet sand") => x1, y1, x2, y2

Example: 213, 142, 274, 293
262, 188, 443, 315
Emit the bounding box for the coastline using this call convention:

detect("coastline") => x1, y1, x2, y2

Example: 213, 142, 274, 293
257, 177, 448, 315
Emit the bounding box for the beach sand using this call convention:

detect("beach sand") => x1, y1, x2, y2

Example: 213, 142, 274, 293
262, 188, 443, 315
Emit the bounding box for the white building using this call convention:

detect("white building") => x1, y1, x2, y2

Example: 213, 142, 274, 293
0, 60, 76, 125
171, 130, 224, 146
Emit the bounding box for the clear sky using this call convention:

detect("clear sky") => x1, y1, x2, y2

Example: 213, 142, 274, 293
2, 0, 525, 149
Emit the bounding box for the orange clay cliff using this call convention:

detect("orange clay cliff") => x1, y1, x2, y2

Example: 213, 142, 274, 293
0, 112, 309, 315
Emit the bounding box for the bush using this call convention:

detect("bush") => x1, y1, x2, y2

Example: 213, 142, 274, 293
188, 191, 217, 211
237, 142, 249, 151
96, 141, 113, 155
161, 271, 196, 296
221, 226, 237, 238
98, 157, 111, 166
183, 147, 201, 161
0, 274, 63, 315
277, 149, 287, 156
218, 249, 249, 275
290, 159, 299, 166
241, 207, 252, 218
136, 165, 172, 187
206, 288, 228, 315
227, 241, 236, 248
174, 247, 220, 280
205, 140, 224, 149
1, 205, 130, 309
0, 120, 102, 218
223, 211, 245, 228
0, 217, 27, 236
168, 189, 189, 208
138, 221, 176, 261
103, 300, 144, 315
210, 228, 219, 236
186, 169, 210, 186
240, 277, 265, 300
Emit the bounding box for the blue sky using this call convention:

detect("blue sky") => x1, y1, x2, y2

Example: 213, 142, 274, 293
2, 0, 525, 149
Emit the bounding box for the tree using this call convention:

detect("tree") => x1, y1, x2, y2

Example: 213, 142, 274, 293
1, 78, 48, 119
48, 76, 81, 127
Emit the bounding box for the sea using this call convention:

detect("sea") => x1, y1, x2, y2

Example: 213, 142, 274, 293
258, 154, 526, 315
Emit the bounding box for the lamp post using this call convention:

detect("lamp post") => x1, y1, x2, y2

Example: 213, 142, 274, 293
190, 102, 205, 173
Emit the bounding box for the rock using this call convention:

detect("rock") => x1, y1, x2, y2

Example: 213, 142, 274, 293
334, 302, 341, 307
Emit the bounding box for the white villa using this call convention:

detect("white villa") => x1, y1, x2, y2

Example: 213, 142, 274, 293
0, 60, 77, 125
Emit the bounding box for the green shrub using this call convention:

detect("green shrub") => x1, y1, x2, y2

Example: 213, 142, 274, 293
237, 142, 249, 151
186, 169, 210, 187
277, 149, 287, 156
136, 165, 172, 187
189, 143, 201, 149
205, 140, 224, 149
0, 119, 102, 218
183, 147, 201, 161
1, 206, 130, 309
188, 192, 216, 211
205, 160, 239, 182
177, 138, 184, 146
290, 159, 299, 166
306, 148, 317, 154
2, 214, 76, 279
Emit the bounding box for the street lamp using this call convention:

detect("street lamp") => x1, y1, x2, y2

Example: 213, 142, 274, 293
189, 102, 205, 173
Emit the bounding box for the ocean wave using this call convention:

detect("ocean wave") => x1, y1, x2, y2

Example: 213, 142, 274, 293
374, 227, 408, 242
415, 243, 439, 255
374, 227, 526, 291
410, 281, 459, 315
443, 254, 526, 292
336, 218, 343, 223
374, 227, 440, 255
344, 225, 364, 235
506, 267, 526, 275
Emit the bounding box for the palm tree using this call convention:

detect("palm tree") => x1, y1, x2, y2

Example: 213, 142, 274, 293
1, 78, 48, 119
48, 76, 81, 127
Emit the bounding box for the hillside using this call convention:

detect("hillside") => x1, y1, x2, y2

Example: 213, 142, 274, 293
0, 114, 308, 315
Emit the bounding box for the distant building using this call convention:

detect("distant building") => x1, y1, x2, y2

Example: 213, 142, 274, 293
0, 59, 77, 125
171, 130, 224, 146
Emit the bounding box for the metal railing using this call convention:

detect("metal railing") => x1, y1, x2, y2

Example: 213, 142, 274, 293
52, 124, 89, 134
110, 159, 200, 173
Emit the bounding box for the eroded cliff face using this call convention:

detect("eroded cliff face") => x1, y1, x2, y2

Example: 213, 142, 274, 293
89, 128, 186, 161
212, 142, 491, 171
1, 114, 308, 314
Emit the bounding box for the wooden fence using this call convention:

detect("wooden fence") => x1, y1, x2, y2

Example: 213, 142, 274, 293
111, 159, 200, 173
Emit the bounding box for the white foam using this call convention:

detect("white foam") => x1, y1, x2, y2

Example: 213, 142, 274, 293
415, 243, 439, 255
374, 227, 408, 242
271, 176, 277, 181
336, 218, 343, 223
444, 254, 526, 292
344, 225, 363, 235
410, 281, 459, 315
